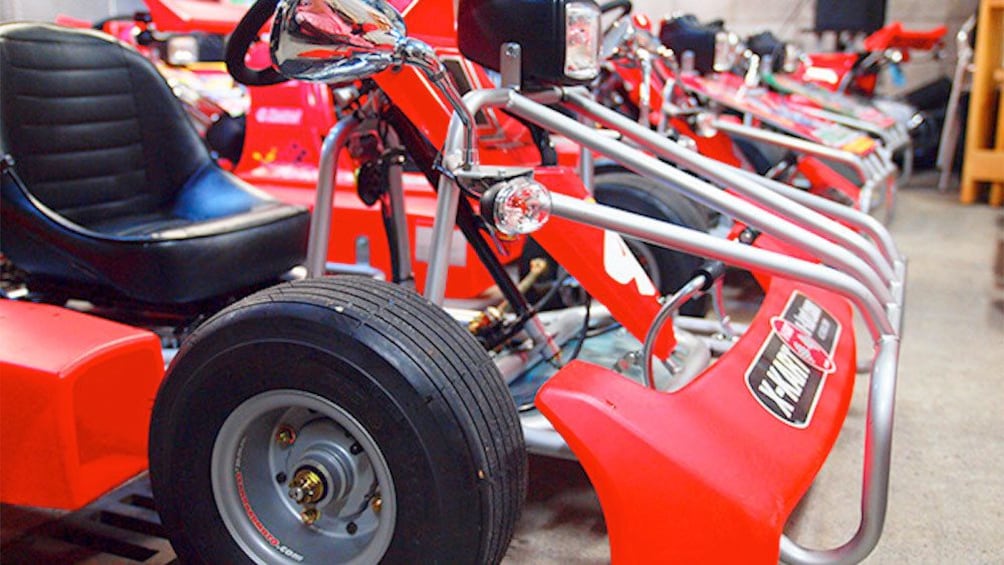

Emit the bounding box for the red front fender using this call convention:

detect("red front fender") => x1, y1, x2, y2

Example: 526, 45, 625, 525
537, 276, 856, 562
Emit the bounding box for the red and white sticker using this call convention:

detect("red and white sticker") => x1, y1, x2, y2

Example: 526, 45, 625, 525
745, 292, 841, 428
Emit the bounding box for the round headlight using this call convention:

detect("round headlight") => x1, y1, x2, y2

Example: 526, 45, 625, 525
565, 1, 602, 81
482, 176, 553, 236
782, 43, 802, 73
713, 31, 740, 72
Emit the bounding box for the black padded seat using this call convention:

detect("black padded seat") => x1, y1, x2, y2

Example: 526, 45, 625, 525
0, 23, 309, 306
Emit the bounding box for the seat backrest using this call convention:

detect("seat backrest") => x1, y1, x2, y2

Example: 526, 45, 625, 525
0, 23, 211, 227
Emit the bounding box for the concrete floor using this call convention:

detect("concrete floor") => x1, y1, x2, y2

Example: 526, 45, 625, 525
2, 174, 1001, 563
504, 174, 1004, 564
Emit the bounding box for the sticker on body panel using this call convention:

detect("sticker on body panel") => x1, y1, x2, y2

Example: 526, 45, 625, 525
745, 292, 841, 428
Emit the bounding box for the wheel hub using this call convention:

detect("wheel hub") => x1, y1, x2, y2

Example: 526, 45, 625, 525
211, 390, 397, 563
288, 467, 325, 505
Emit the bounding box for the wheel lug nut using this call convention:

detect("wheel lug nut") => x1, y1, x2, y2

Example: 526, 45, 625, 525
346, 521, 358, 535
350, 443, 363, 455
275, 426, 296, 447
371, 496, 382, 513
300, 507, 320, 525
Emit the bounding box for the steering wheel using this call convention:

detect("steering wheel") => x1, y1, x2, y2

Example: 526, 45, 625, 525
225, 0, 287, 86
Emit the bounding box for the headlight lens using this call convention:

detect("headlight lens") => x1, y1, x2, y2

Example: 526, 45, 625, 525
713, 31, 740, 72
484, 176, 552, 236
166, 35, 199, 66
565, 1, 601, 81
782, 44, 802, 73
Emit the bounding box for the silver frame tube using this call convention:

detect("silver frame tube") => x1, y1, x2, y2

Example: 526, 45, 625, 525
525, 91, 899, 308
307, 115, 360, 277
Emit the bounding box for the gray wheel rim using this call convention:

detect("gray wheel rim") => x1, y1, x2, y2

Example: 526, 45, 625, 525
211, 389, 396, 564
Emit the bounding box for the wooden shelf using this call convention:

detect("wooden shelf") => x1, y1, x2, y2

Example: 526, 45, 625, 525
961, 0, 1004, 206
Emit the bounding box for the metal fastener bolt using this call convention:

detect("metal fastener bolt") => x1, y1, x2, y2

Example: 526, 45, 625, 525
346, 521, 358, 535
300, 507, 320, 525
275, 426, 296, 447
371, 496, 382, 514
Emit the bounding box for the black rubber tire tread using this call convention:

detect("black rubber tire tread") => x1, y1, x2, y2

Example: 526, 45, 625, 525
593, 172, 711, 315
150, 276, 526, 564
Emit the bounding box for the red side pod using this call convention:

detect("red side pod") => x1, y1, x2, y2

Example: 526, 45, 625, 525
537, 277, 857, 562
0, 301, 164, 510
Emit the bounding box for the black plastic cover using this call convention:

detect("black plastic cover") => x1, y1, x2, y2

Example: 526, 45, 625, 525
658, 15, 721, 75
458, 0, 596, 87
746, 31, 787, 73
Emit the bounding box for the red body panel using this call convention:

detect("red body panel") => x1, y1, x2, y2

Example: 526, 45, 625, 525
0, 301, 164, 510
145, 0, 246, 34
680, 72, 877, 155
795, 22, 945, 94
863, 22, 946, 53
537, 276, 856, 563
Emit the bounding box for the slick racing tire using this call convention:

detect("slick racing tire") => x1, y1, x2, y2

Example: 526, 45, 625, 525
594, 172, 711, 316
149, 277, 526, 564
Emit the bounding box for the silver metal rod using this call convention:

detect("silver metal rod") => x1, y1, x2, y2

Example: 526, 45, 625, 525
400, 38, 479, 168
781, 336, 900, 565
516, 92, 897, 307
937, 17, 974, 192
307, 115, 360, 277
642, 274, 707, 388
566, 91, 898, 280
424, 174, 461, 305
727, 166, 901, 267
423, 88, 564, 304
550, 193, 895, 339
711, 119, 872, 186
438, 87, 899, 332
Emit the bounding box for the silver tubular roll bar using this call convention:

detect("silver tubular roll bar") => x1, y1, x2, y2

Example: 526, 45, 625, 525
562, 89, 901, 280
426, 85, 904, 565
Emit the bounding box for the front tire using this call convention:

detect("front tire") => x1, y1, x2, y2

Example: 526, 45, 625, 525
593, 172, 710, 315
149, 277, 526, 564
